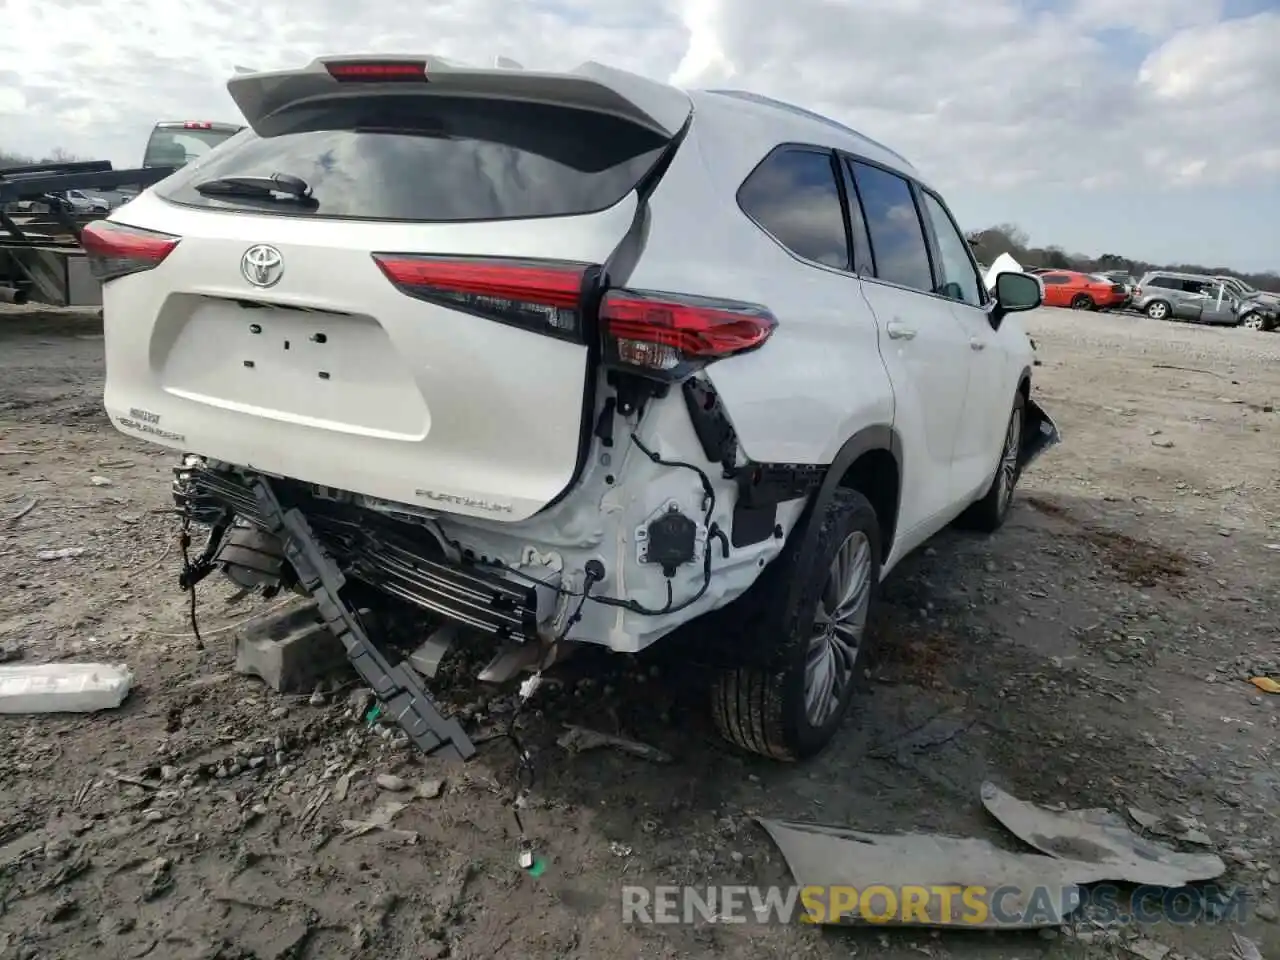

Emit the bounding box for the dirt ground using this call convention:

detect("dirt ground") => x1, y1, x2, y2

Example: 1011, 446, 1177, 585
1, 304, 1278, 960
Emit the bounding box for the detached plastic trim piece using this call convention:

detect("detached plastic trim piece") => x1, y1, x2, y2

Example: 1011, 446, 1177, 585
250, 476, 476, 761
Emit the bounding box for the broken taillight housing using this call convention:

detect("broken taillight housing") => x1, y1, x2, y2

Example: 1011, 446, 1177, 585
81, 221, 181, 283
600, 289, 778, 382
372, 254, 592, 343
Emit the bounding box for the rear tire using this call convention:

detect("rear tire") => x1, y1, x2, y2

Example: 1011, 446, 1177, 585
1146, 300, 1171, 321
1071, 294, 1094, 310
955, 391, 1025, 534
711, 489, 881, 762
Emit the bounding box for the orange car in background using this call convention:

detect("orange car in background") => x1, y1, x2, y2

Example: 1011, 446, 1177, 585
1034, 270, 1129, 311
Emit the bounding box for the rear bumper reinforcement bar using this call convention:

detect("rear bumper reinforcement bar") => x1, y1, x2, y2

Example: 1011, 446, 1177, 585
250, 475, 476, 761
177, 462, 538, 639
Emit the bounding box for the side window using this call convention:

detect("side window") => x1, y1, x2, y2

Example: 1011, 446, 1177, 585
738, 148, 850, 269
1149, 276, 1174, 289
1043, 274, 1068, 285
847, 160, 933, 293
919, 191, 983, 306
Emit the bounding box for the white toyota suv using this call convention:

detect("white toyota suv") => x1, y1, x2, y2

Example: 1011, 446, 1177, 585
84, 55, 1058, 762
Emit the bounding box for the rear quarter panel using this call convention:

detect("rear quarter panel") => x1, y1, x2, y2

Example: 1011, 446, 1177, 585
624, 104, 894, 465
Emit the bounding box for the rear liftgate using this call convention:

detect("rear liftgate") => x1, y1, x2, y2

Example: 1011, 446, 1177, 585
251, 476, 475, 760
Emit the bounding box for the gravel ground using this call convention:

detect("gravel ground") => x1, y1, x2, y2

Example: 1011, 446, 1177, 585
1, 305, 1278, 960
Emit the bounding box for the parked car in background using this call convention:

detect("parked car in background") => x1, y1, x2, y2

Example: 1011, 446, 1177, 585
1088, 273, 1133, 309
1101, 270, 1137, 304
1038, 270, 1128, 311
49, 189, 110, 214
1132, 272, 1254, 327
141, 121, 246, 170
1213, 275, 1279, 331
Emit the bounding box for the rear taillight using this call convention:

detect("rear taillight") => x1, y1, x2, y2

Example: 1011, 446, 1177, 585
372, 254, 591, 342
81, 221, 180, 282
326, 61, 427, 82
371, 254, 778, 379
1133, 286, 1142, 298
600, 289, 777, 382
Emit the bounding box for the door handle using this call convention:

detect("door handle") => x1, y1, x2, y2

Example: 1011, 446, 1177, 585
886, 321, 917, 340
969, 338, 986, 351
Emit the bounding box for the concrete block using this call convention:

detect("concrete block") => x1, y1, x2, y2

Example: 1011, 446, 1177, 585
234, 601, 349, 693
407, 623, 461, 679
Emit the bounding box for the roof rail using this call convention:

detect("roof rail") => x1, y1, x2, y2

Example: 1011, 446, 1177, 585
703, 89, 915, 169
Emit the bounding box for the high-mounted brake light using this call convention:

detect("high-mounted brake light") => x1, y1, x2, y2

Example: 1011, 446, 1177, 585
81, 221, 181, 283
326, 61, 428, 82
372, 255, 591, 342
183, 121, 213, 129
600, 289, 777, 381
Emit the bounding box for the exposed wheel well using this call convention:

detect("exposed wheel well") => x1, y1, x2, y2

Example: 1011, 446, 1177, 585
1018, 375, 1031, 403
837, 449, 899, 561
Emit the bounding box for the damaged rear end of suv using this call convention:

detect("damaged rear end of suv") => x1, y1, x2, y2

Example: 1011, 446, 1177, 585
92, 55, 1059, 764
90, 55, 801, 760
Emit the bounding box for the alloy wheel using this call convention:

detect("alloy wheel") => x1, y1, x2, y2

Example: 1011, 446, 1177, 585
997, 408, 1022, 512
803, 531, 872, 726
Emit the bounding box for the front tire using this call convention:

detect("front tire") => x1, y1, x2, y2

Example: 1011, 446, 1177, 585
1070, 294, 1094, 310
955, 391, 1025, 534
711, 489, 880, 762
1241, 312, 1266, 331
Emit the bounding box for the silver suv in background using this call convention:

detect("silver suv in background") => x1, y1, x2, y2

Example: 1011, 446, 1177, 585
1133, 271, 1267, 329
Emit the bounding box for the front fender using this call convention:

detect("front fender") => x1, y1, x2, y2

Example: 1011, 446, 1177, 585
1019, 397, 1060, 469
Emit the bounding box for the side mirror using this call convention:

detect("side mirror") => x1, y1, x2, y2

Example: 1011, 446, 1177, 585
990, 271, 1042, 329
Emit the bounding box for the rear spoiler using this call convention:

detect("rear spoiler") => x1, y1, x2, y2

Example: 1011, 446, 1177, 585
226, 55, 692, 140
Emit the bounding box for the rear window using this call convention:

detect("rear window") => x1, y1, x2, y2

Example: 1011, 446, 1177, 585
156, 95, 669, 223
144, 126, 242, 168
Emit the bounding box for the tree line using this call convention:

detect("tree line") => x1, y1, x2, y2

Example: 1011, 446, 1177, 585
1, 147, 83, 168
967, 223, 1279, 293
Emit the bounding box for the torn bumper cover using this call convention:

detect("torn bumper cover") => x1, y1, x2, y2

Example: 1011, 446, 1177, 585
1019, 397, 1060, 469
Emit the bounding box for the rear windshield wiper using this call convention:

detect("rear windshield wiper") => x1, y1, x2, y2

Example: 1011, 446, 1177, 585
194, 173, 316, 205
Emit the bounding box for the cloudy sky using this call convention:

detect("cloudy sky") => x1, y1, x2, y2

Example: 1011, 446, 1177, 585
2, 0, 1278, 271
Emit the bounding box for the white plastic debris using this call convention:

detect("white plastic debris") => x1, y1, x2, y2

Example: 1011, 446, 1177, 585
0, 662, 134, 714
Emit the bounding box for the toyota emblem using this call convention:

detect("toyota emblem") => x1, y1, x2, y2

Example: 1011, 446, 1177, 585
240, 244, 284, 288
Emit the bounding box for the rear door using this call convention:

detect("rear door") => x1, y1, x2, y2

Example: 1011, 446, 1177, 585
843, 158, 971, 540
1171, 279, 1207, 320
106, 59, 689, 521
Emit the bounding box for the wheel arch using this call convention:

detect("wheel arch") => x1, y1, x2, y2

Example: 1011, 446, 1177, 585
791, 425, 903, 594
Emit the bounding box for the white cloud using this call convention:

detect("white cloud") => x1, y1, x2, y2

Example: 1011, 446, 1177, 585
0, 0, 1277, 202
1066, 0, 1226, 36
